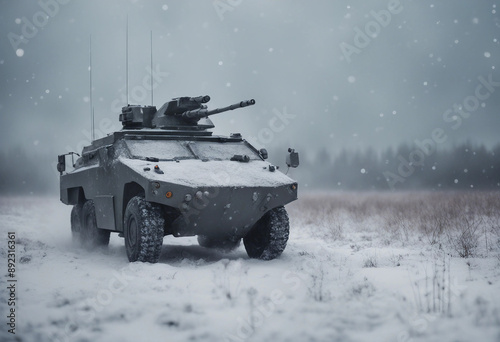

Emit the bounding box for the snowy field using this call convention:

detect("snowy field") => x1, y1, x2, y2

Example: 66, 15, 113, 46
1, 192, 500, 342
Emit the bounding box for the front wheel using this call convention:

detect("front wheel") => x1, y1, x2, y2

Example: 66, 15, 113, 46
124, 196, 165, 263
81, 200, 110, 249
243, 206, 290, 260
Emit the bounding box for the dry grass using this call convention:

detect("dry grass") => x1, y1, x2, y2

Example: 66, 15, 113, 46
288, 191, 500, 258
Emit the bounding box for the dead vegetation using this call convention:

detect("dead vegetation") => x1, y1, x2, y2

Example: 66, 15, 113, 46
288, 191, 500, 258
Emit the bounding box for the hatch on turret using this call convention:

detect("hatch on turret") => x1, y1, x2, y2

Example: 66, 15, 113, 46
119, 105, 157, 129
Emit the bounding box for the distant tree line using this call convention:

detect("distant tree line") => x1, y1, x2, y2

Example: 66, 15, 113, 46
286, 142, 500, 191
1, 142, 499, 195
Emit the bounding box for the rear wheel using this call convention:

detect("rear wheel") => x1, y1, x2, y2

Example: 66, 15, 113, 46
124, 196, 165, 263
70, 203, 83, 244
197, 235, 241, 252
81, 200, 110, 249
243, 206, 290, 260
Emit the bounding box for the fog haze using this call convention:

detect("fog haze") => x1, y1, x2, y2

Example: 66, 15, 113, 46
0, 0, 499, 190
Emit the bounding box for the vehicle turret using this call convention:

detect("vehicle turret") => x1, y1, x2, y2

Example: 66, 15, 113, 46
119, 95, 255, 130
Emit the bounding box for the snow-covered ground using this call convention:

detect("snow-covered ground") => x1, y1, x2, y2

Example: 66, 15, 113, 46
1, 193, 499, 342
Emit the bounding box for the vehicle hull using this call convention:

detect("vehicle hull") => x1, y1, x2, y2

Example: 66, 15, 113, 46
60, 144, 297, 237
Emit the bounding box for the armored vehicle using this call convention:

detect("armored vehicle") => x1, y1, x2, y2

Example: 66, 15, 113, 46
58, 96, 299, 263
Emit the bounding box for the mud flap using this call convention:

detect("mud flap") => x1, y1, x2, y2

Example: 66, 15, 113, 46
94, 195, 116, 230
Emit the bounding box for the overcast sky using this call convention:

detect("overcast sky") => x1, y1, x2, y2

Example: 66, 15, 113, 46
1, 0, 499, 160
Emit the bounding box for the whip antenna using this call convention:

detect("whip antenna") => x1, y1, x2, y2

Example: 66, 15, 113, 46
126, 16, 129, 105
89, 35, 95, 142
150, 30, 153, 106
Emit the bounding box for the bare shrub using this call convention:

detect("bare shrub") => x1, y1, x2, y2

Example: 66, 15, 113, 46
457, 226, 480, 258
363, 255, 377, 268
446, 213, 482, 258
419, 208, 450, 246
328, 216, 344, 240
389, 254, 404, 267
309, 266, 330, 302
483, 204, 500, 254
410, 253, 454, 316
385, 209, 413, 242
350, 280, 376, 298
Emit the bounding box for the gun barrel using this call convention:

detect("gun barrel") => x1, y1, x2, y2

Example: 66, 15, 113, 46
189, 95, 211, 104
182, 99, 255, 120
